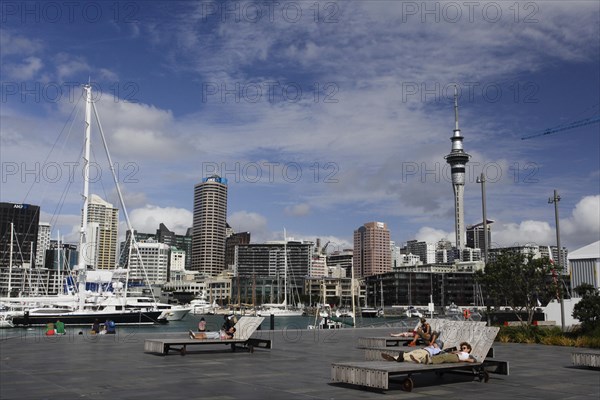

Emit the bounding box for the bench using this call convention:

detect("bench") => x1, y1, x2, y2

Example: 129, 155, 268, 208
332, 324, 508, 391
144, 316, 272, 356
571, 350, 600, 368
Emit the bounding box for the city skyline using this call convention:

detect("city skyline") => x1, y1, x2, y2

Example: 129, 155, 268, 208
1, 1, 599, 252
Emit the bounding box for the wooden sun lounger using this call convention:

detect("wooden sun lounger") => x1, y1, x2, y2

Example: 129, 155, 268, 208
571, 350, 600, 368
332, 325, 508, 392
144, 316, 272, 356
357, 319, 487, 348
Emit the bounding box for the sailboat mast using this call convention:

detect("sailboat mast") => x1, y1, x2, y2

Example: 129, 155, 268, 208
76, 84, 93, 310
8, 222, 13, 297
283, 228, 288, 310
78, 84, 92, 270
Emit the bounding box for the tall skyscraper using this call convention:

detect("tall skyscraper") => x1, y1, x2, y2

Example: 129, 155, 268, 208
0, 202, 40, 269
36, 222, 51, 268
86, 194, 119, 270
191, 175, 228, 276
444, 87, 471, 251
353, 221, 391, 278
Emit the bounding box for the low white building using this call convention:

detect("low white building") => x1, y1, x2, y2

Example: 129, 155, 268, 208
569, 240, 600, 290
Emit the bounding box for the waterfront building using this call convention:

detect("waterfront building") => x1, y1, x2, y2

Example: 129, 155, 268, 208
127, 239, 169, 284
568, 240, 600, 290
119, 230, 154, 267
391, 241, 402, 269
225, 230, 250, 270
156, 223, 193, 271
461, 247, 482, 262
87, 194, 119, 270
45, 242, 78, 294
191, 175, 228, 276
466, 220, 493, 250
353, 222, 391, 278
327, 249, 353, 278
310, 253, 327, 277
304, 276, 361, 306
405, 240, 437, 264
444, 88, 471, 252
36, 222, 51, 269
364, 270, 477, 308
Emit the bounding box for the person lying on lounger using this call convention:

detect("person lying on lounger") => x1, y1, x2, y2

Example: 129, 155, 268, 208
381, 339, 444, 364
189, 326, 236, 340
428, 341, 477, 364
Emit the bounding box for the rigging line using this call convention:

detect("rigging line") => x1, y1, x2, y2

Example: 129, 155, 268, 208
22, 91, 84, 205
50, 125, 83, 233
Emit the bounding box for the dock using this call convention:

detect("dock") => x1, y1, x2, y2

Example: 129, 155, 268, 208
1, 327, 598, 399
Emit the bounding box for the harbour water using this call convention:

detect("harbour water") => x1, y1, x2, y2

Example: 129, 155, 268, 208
5, 313, 417, 338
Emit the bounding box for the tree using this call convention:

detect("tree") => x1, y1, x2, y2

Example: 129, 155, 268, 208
572, 284, 600, 332
475, 251, 553, 326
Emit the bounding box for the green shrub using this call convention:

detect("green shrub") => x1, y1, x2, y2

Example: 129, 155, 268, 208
495, 324, 600, 348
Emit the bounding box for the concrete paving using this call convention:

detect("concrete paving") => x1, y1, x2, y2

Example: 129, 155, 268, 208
1, 327, 599, 399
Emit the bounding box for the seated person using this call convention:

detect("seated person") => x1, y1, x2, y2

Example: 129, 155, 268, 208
55, 320, 66, 335
91, 319, 101, 334
105, 319, 116, 334
428, 341, 477, 364
189, 327, 236, 340
407, 318, 433, 347
45, 322, 56, 336
381, 339, 444, 364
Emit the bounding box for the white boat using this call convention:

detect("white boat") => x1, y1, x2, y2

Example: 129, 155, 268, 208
256, 303, 304, 317
335, 307, 355, 319
101, 296, 190, 321
0, 314, 15, 329
405, 306, 423, 318
361, 307, 383, 318
188, 291, 219, 315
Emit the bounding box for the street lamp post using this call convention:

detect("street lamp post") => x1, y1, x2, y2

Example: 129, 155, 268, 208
476, 173, 488, 264
548, 189, 565, 331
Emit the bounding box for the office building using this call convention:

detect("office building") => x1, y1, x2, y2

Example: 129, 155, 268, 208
353, 222, 391, 278
36, 222, 51, 268
191, 175, 228, 276
87, 194, 119, 270
466, 220, 493, 251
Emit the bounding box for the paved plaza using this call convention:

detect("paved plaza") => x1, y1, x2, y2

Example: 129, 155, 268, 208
1, 327, 598, 399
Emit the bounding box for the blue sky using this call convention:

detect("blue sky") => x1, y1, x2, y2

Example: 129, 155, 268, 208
1, 1, 599, 252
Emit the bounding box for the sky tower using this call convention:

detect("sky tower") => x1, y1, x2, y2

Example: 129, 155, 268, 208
444, 86, 471, 251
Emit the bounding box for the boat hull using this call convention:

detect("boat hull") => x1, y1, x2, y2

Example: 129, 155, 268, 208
12, 310, 167, 326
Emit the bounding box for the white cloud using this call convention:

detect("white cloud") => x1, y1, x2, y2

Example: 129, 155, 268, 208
492, 220, 555, 248
128, 205, 192, 235
415, 227, 453, 245
561, 195, 600, 248
284, 203, 311, 217
54, 53, 91, 81
228, 211, 269, 242
3, 56, 43, 80
0, 29, 42, 56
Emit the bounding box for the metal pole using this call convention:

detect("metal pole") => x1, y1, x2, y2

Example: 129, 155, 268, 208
549, 190, 564, 331
478, 173, 488, 264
